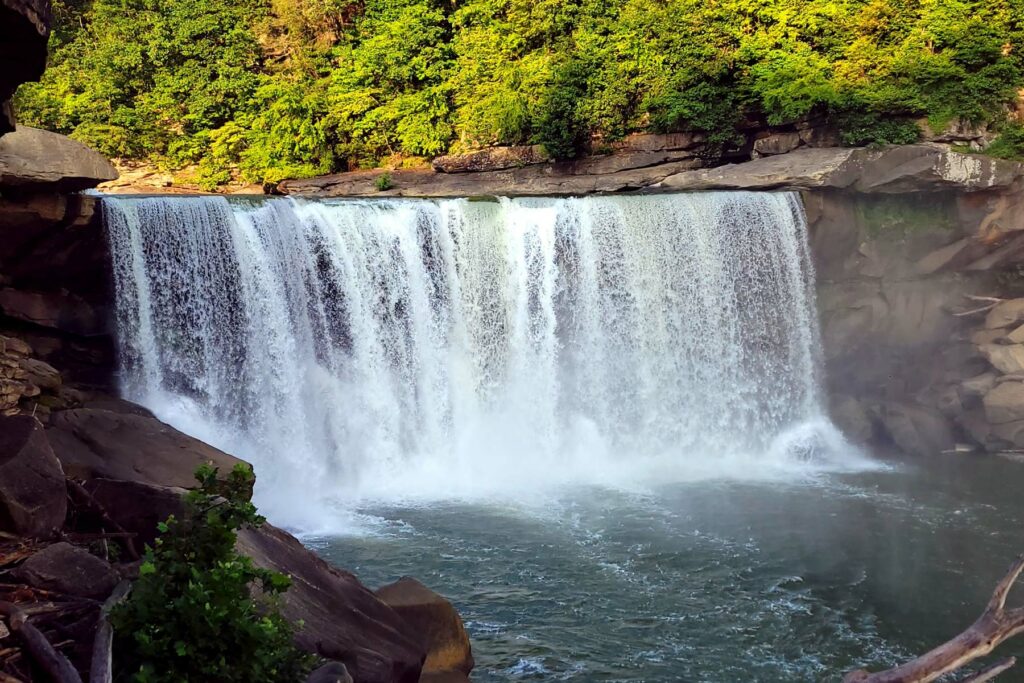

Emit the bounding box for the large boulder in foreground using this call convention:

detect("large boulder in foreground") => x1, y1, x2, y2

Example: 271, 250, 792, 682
376, 577, 474, 678
0, 415, 66, 537
13, 541, 119, 599
46, 407, 245, 489
237, 523, 425, 683
0, 126, 118, 191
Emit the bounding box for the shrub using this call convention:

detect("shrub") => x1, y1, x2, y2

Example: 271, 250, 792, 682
987, 123, 1024, 161
375, 171, 393, 191
109, 464, 315, 683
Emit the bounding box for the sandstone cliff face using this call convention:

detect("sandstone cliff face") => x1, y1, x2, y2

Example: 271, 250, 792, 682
0, 0, 50, 135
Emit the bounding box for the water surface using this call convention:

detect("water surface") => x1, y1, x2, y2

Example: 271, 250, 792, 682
311, 454, 1024, 682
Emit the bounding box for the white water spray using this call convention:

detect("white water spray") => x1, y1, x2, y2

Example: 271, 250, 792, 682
103, 193, 858, 528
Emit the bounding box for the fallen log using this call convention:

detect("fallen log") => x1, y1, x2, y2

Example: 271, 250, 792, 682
0, 601, 82, 683
844, 555, 1024, 683
88, 581, 130, 683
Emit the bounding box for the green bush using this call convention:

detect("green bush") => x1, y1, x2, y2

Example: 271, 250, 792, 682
987, 123, 1024, 161
110, 464, 315, 683
375, 171, 394, 190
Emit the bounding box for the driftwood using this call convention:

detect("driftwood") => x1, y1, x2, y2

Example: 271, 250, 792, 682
952, 295, 1006, 318
0, 601, 82, 683
844, 555, 1024, 683
88, 581, 130, 683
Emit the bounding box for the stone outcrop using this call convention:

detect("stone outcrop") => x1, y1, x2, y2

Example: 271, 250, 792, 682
0, 126, 118, 191
433, 145, 549, 173
237, 523, 426, 683
282, 144, 1024, 198
376, 577, 474, 681
47, 406, 247, 488
0, 0, 50, 134
0, 414, 66, 537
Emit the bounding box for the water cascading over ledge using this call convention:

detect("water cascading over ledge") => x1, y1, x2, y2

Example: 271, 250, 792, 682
103, 193, 854, 527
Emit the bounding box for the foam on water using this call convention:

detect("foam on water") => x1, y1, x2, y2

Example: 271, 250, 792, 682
103, 192, 867, 530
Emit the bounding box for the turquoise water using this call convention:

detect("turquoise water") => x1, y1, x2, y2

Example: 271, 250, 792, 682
310, 455, 1024, 682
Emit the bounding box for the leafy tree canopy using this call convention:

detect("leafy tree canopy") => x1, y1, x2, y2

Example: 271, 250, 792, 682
16, 0, 1024, 185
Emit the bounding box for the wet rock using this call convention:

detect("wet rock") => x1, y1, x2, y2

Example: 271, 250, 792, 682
0, 126, 117, 191
14, 542, 118, 598
307, 662, 354, 683
236, 523, 424, 683
980, 344, 1024, 374
961, 372, 998, 399
990, 420, 1024, 449
829, 396, 874, 443
376, 577, 474, 677
875, 402, 955, 456
0, 415, 66, 537
983, 381, 1024, 424
47, 407, 246, 490
986, 299, 1024, 329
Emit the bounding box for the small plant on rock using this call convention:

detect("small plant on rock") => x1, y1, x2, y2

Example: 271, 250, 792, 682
110, 463, 314, 683
375, 171, 393, 191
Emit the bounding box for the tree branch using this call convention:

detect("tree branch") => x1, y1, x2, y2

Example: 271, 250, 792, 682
844, 555, 1024, 683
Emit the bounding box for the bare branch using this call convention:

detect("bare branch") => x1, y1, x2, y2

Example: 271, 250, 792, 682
844, 555, 1024, 683
0, 601, 82, 683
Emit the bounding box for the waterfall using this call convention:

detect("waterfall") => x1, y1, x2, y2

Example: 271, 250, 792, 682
103, 193, 855, 527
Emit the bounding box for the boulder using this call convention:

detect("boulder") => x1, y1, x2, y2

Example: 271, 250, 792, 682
990, 420, 1024, 449
0, 287, 103, 337
46, 408, 247, 490
661, 145, 1023, 194
986, 300, 1024, 329
376, 577, 474, 677
306, 662, 354, 683
874, 402, 955, 456
236, 523, 425, 683
961, 372, 998, 399
17, 356, 60, 389
13, 542, 119, 599
81, 478, 186, 547
980, 344, 1024, 374
983, 381, 1024, 424
0, 415, 66, 537
432, 146, 549, 173
0, 126, 117, 191
829, 395, 874, 443
608, 132, 706, 153
753, 132, 803, 156
1007, 325, 1024, 344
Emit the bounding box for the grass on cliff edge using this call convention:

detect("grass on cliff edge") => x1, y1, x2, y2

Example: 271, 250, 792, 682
110, 464, 315, 683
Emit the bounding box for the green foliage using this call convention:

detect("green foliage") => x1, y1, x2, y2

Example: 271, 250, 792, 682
987, 123, 1024, 160
375, 171, 393, 190
109, 464, 314, 683
16, 0, 1024, 185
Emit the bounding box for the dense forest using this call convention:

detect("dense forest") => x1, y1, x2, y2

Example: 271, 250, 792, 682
15, 0, 1024, 187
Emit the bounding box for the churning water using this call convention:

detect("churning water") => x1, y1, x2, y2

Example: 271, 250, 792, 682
103, 192, 863, 528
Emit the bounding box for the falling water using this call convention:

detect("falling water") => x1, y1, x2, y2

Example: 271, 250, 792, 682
103, 193, 855, 527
